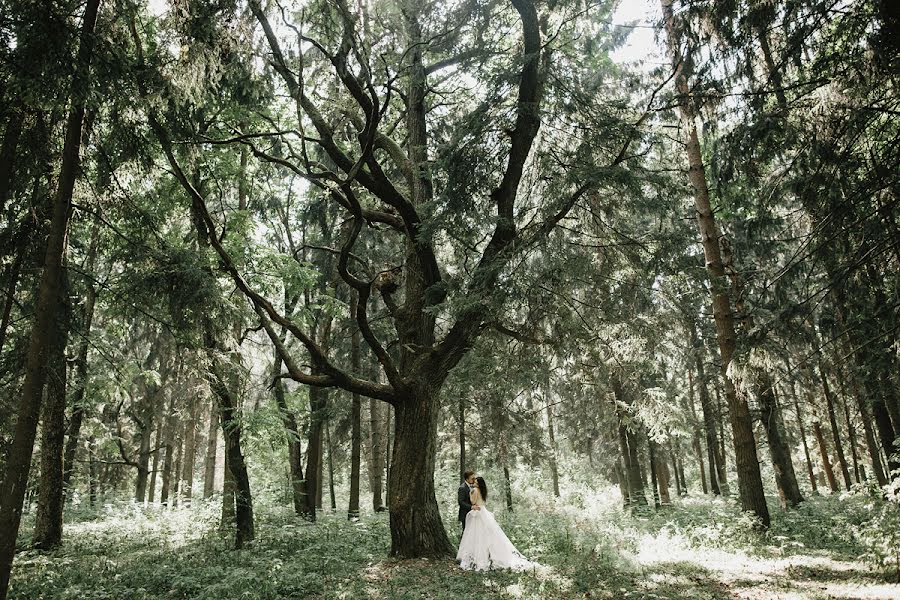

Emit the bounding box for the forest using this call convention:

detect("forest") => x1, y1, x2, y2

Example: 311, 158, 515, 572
0, 0, 898, 598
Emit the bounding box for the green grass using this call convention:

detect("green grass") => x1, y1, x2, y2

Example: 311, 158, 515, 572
9, 486, 900, 599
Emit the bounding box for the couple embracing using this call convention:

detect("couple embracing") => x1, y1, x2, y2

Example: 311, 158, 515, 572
455, 470, 537, 571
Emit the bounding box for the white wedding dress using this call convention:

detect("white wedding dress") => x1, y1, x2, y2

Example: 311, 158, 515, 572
456, 487, 536, 571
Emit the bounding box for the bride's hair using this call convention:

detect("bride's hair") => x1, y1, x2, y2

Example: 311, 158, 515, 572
476, 476, 488, 502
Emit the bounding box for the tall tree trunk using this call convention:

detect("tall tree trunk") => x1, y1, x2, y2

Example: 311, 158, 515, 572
0, 244, 24, 356
547, 401, 561, 498
0, 3, 101, 593
687, 367, 708, 494
134, 402, 154, 504
271, 351, 304, 513
304, 383, 326, 520
171, 421, 184, 507
160, 396, 177, 507
790, 384, 818, 494
837, 373, 862, 484
220, 433, 235, 528
661, 0, 768, 527
613, 375, 647, 507
180, 399, 200, 507
0, 113, 23, 215
758, 376, 803, 508
369, 397, 385, 512
819, 361, 851, 490
148, 419, 162, 503
326, 418, 336, 511
61, 222, 100, 496
813, 420, 839, 493
458, 394, 466, 483
87, 435, 98, 508
348, 296, 361, 519
33, 271, 70, 549
690, 324, 721, 495
202, 404, 218, 499
208, 358, 254, 547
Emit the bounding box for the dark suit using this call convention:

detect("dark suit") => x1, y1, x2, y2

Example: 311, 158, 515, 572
458, 482, 473, 529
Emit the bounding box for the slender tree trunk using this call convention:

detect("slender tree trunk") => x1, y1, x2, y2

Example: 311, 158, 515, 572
813, 420, 839, 493
33, 272, 70, 549
503, 465, 514, 511
758, 375, 804, 508
202, 404, 218, 499
369, 397, 385, 512
459, 394, 466, 482
271, 351, 304, 513
134, 402, 154, 504
160, 396, 177, 507
0, 4, 101, 593
547, 401, 561, 498
180, 399, 200, 507
691, 328, 722, 496
326, 418, 336, 511
348, 300, 361, 520
819, 361, 851, 490
687, 367, 708, 493
837, 373, 862, 484
88, 435, 97, 507
649, 439, 660, 508
304, 383, 326, 520
209, 359, 254, 547
61, 222, 99, 497
0, 244, 24, 356
171, 421, 184, 507
613, 375, 647, 507
148, 419, 162, 503
790, 383, 818, 494
0, 111, 23, 215
384, 405, 392, 508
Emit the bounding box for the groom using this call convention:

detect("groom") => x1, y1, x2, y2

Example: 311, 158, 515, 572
457, 470, 479, 531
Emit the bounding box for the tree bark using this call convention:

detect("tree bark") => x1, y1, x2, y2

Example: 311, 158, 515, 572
148, 418, 162, 503
547, 401, 561, 498
387, 385, 454, 557
33, 271, 70, 549
270, 350, 304, 513
349, 302, 361, 519
790, 383, 818, 494
304, 382, 326, 520
758, 375, 803, 507
202, 404, 218, 498
0, 2, 101, 593
819, 360, 851, 490
661, 0, 768, 527
61, 222, 100, 497
813, 420, 839, 493
369, 397, 385, 512
160, 395, 177, 507
687, 367, 708, 493
690, 324, 721, 495
326, 418, 337, 511
613, 375, 647, 507
180, 399, 200, 506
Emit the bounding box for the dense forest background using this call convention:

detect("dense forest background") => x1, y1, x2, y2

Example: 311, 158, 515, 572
0, 0, 898, 598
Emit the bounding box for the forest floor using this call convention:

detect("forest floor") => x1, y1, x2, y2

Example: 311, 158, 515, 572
9, 486, 900, 599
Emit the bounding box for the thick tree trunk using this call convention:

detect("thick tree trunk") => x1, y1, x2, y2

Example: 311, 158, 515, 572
661, 0, 768, 527
348, 299, 361, 519
649, 439, 660, 508
202, 405, 218, 499
221, 435, 235, 528
387, 386, 454, 557
758, 375, 803, 508
813, 420, 839, 493
0, 3, 100, 593
33, 274, 70, 549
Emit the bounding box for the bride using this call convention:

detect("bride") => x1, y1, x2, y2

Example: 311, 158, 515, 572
456, 476, 537, 571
